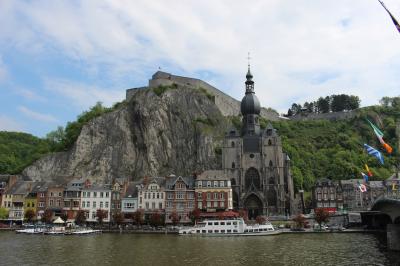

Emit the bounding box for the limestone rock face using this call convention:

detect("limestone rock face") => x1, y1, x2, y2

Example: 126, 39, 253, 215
23, 87, 226, 183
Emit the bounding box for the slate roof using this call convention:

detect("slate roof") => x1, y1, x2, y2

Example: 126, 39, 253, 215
123, 182, 140, 198
197, 170, 229, 180
165, 175, 195, 190
6, 181, 33, 195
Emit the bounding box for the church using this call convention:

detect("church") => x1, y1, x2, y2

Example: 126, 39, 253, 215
222, 66, 295, 218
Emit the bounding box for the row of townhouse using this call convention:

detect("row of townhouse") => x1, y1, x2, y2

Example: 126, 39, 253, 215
312, 174, 400, 212
0, 170, 234, 224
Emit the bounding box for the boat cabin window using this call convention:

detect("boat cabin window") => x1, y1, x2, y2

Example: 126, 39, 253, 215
226, 222, 231, 225
221, 230, 226, 233
233, 230, 238, 233
202, 230, 206, 233
227, 230, 232, 233
220, 222, 225, 225
207, 222, 212, 226
196, 230, 200, 233
232, 222, 237, 225
213, 222, 219, 225
208, 230, 212, 233
215, 230, 219, 233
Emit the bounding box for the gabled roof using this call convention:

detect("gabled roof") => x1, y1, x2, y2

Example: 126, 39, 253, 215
6, 181, 33, 195
197, 170, 229, 181
123, 182, 141, 198
166, 175, 195, 189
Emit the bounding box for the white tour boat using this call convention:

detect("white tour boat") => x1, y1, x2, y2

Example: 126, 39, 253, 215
178, 218, 280, 236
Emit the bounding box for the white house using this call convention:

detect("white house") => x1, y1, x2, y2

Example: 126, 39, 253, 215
80, 184, 112, 223
138, 178, 165, 215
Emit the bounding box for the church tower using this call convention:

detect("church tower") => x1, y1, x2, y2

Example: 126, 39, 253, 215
222, 65, 294, 219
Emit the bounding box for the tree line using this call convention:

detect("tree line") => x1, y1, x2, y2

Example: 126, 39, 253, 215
286, 94, 360, 116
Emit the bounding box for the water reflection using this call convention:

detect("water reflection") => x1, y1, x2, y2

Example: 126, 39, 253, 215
0, 232, 399, 266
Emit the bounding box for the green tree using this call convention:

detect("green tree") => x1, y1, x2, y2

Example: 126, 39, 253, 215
0, 207, 9, 219
316, 97, 330, 113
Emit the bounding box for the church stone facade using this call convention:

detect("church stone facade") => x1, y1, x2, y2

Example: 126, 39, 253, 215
222, 67, 294, 218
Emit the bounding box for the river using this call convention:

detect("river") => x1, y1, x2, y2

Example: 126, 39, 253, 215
0, 232, 399, 265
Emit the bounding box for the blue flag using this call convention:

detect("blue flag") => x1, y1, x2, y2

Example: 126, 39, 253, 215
364, 144, 384, 165
361, 172, 369, 183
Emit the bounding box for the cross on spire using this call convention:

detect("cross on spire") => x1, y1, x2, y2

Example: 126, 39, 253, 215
247, 52, 251, 68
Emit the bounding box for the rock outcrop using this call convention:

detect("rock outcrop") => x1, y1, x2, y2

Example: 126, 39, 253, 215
23, 86, 227, 182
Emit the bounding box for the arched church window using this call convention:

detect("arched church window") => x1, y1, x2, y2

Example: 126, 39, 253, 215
231, 141, 235, 147
269, 178, 275, 185
267, 129, 272, 136
231, 162, 235, 169
268, 139, 272, 146
231, 178, 236, 186
245, 168, 260, 190
269, 160, 273, 167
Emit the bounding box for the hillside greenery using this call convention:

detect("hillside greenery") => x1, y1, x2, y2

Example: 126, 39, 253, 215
1, 95, 399, 193
0, 132, 52, 174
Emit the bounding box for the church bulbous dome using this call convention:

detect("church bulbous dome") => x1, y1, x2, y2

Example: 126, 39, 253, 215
241, 93, 261, 115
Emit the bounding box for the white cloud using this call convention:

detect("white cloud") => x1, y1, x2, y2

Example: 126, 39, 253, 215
18, 106, 58, 123
0, 115, 24, 131
44, 78, 125, 109
15, 88, 47, 102
1, 0, 400, 113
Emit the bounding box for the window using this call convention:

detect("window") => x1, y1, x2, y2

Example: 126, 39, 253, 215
168, 193, 174, 199
86, 201, 90, 208
198, 181, 202, 188
152, 202, 155, 209
214, 181, 218, 187
51, 192, 54, 197
100, 202, 103, 208
145, 202, 149, 209
188, 192, 194, 199
144, 193, 147, 199
58, 192, 62, 197
57, 200, 61, 207
92, 212, 96, 219
82, 201, 85, 208
220, 181, 224, 187
214, 193, 218, 199
157, 193, 159, 199
188, 201, 193, 208
198, 202, 202, 209
100, 192, 104, 198
207, 181, 211, 187
207, 201, 211, 207
161, 193, 163, 199
207, 193, 211, 199
93, 192, 97, 198
177, 192, 184, 199
106, 192, 109, 197
198, 192, 202, 199
158, 202, 162, 209
231, 141, 235, 147
220, 193, 224, 199
93, 202, 96, 208
221, 201, 225, 208
105, 202, 109, 208
166, 201, 172, 207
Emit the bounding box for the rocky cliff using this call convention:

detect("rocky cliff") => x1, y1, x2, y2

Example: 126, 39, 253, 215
23, 86, 228, 182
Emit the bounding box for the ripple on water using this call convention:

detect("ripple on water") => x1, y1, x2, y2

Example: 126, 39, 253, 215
0, 232, 398, 266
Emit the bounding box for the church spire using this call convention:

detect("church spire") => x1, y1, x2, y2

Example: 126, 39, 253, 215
245, 53, 254, 94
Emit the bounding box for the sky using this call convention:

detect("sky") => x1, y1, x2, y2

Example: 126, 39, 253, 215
0, 0, 400, 137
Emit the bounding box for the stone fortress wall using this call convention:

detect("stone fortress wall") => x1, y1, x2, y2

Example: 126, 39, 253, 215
126, 71, 280, 120
290, 110, 358, 121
